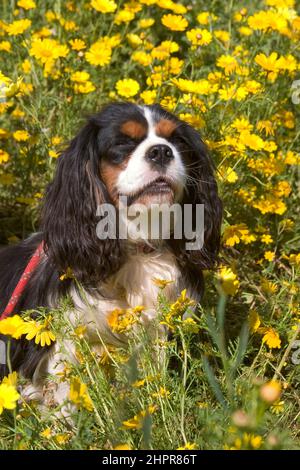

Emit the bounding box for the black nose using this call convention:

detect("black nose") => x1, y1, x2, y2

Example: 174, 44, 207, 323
146, 145, 174, 167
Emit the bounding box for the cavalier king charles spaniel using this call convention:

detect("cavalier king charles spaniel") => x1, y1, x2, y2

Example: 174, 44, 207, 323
0, 102, 222, 406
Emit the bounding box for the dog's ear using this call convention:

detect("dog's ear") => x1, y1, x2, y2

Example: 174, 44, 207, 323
42, 118, 123, 285
169, 123, 222, 270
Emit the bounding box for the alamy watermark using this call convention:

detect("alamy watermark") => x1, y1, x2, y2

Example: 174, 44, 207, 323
291, 80, 300, 105
291, 340, 300, 365
0, 340, 6, 366
96, 197, 205, 250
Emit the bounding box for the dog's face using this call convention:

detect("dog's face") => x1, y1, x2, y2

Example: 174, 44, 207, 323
99, 105, 186, 207
42, 102, 222, 284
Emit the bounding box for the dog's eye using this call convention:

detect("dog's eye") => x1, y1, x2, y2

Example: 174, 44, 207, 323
107, 141, 137, 164
170, 134, 186, 146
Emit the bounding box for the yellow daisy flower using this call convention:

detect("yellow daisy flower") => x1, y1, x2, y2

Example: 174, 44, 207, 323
116, 78, 140, 98
161, 14, 188, 32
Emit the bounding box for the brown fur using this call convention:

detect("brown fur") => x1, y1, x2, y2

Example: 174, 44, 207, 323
121, 120, 147, 140
155, 119, 177, 138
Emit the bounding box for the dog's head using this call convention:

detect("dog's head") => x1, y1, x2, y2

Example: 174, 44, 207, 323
42, 102, 222, 284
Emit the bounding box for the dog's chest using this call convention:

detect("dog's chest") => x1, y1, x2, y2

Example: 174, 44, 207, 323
71, 251, 181, 341
111, 250, 181, 308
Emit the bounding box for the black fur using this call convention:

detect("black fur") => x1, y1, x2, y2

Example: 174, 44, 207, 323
0, 102, 222, 380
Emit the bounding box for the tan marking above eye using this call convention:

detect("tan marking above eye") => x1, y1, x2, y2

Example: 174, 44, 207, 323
120, 120, 147, 140
155, 119, 177, 138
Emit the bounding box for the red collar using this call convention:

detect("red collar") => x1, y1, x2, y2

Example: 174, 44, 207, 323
0, 241, 44, 321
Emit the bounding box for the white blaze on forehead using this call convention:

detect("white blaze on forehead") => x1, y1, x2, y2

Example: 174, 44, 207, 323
116, 106, 186, 197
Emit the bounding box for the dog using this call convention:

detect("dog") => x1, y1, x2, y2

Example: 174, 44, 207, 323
0, 102, 222, 405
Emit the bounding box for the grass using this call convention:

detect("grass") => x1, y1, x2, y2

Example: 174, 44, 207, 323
0, 0, 300, 450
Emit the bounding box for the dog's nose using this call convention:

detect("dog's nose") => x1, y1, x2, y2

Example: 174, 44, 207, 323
146, 145, 174, 167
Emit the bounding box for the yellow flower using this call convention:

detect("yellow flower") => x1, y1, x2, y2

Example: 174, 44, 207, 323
0, 315, 24, 338
0, 382, 20, 414
277, 54, 297, 73
197, 401, 208, 409
169, 3, 187, 14
222, 224, 255, 247
244, 80, 263, 94
219, 166, 238, 183
90, 0, 117, 13
197, 12, 210, 25
245, 434, 262, 450
152, 278, 174, 289
256, 120, 274, 136
13, 130, 30, 142
0, 74, 23, 100
248, 310, 261, 333
239, 26, 252, 36
0, 128, 9, 138
122, 405, 156, 430
114, 10, 135, 25
248, 10, 288, 33
216, 54, 238, 75
264, 251, 275, 262
214, 30, 230, 43
219, 85, 238, 101
17, 0, 36, 9
217, 266, 240, 295
138, 18, 155, 28
127, 33, 143, 48
40, 428, 52, 439
172, 78, 213, 95
286, 253, 300, 265
59, 267, 74, 280
270, 400, 285, 414
151, 40, 179, 60
17, 317, 56, 347
261, 234, 273, 244
161, 14, 188, 32
49, 150, 58, 158
116, 78, 140, 98
255, 52, 280, 75
231, 117, 253, 132
160, 289, 195, 330
74, 325, 87, 339
177, 442, 197, 450
107, 306, 142, 333
51, 135, 62, 146
70, 71, 90, 83
85, 43, 112, 67
6, 19, 31, 36
30, 38, 69, 68
260, 380, 281, 402
69, 377, 93, 411
55, 433, 71, 444
239, 131, 265, 151
0, 149, 10, 164
21, 59, 31, 74
179, 113, 204, 129
152, 387, 170, 398
283, 151, 299, 165
262, 328, 281, 349
0, 41, 12, 52
2, 372, 18, 387
140, 89, 156, 104
181, 317, 200, 333
132, 51, 152, 66
69, 39, 86, 51
186, 28, 212, 47
114, 444, 132, 450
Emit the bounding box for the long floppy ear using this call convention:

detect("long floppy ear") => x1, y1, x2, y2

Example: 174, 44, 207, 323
170, 123, 222, 270
42, 118, 123, 285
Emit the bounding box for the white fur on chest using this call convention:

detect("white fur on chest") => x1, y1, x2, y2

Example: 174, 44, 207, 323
70, 250, 181, 344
